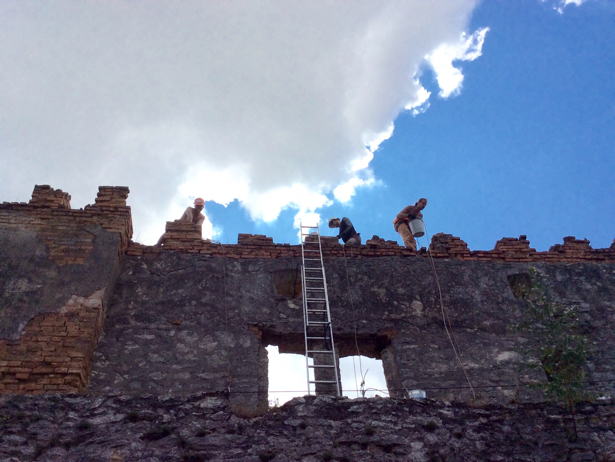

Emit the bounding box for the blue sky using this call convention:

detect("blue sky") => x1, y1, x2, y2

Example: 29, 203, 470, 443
208, 0, 614, 252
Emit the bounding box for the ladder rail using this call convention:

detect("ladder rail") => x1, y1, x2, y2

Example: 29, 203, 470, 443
300, 222, 341, 397
301, 249, 311, 395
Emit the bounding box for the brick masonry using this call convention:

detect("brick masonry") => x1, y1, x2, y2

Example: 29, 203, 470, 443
0, 288, 106, 394
0, 186, 130, 394
128, 226, 615, 263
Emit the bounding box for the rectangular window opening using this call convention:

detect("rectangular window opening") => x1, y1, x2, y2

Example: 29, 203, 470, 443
266, 345, 309, 406
340, 355, 389, 399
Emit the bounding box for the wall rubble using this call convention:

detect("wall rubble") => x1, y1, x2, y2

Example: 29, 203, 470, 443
0, 393, 614, 462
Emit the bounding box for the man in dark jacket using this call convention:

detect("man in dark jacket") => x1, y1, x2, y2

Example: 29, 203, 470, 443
328, 217, 361, 247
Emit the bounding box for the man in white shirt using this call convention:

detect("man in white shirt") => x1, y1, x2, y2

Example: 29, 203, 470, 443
155, 198, 206, 246
180, 197, 206, 225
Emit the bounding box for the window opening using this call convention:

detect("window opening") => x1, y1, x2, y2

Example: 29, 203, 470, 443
266, 345, 308, 406
340, 355, 388, 398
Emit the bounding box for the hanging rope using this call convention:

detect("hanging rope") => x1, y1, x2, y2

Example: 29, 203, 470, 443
416, 225, 477, 400
219, 242, 232, 395
342, 244, 365, 398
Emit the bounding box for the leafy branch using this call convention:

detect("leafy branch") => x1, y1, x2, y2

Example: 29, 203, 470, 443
514, 267, 594, 440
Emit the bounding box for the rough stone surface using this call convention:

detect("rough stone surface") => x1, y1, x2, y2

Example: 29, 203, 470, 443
0, 394, 614, 461
0, 226, 120, 340
90, 252, 615, 411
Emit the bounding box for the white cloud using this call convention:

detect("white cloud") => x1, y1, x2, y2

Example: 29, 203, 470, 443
405, 81, 432, 116
334, 177, 374, 204
0, 1, 484, 243
426, 27, 489, 98
555, 0, 587, 13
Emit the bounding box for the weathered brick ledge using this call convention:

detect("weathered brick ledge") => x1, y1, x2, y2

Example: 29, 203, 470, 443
129, 230, 615, 263
0, 185, 133, 264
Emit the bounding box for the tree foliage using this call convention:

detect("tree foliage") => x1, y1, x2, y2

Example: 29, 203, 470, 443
514, 268, 594, 439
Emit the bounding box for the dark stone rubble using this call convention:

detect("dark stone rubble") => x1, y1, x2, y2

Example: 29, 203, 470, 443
1, 394, 614, 461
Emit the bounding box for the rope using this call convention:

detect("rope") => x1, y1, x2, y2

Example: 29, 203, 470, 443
342, 244, 365, 398
219, 242, 232, 395
417, 225, 477, 400
211, 377, 615, 394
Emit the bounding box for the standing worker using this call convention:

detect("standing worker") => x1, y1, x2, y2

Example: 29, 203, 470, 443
328, 217, 361, 247
156, 197, 206, 246
394, 198, 427, 251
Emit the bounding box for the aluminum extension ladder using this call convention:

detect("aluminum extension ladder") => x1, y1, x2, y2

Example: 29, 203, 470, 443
300, 223, 341, 396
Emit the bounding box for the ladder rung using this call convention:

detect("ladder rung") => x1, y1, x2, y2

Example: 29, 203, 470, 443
304, 258, 322, 261
306, 298, 327, 302
306, 336, 328, 340
304, 277, 324, 280
309, 380, 338, 384
307, 323, 330, 327
307, 310, 327, 313
308, 365, 335, 368
308, 350, 334, 354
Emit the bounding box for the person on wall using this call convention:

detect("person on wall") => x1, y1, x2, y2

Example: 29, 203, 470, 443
156, 197, 206, 247
328, 217, 361, 247
393, 198, 427, 251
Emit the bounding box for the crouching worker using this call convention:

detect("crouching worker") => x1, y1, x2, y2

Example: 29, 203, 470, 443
328, 217, 361, 247
394, 198, 427, 251
156, 198, 206, 247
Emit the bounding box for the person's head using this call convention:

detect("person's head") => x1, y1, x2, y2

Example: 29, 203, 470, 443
416, 198, 427, 210
328, 217, 341, 228
193, 197, 205, 213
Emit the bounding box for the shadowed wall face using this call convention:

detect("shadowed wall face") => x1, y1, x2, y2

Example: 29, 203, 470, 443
89, 251, 615, 410
0, 223, 122, 393
0, 186, 130, 394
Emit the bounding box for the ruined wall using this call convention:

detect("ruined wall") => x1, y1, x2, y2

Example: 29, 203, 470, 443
0, 186, 131, 393
89, 246, 615, 413
2, 184, 615, 417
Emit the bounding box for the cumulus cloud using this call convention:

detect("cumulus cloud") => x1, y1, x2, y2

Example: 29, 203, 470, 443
0, 0, 484, 243
426, 27, 490, 98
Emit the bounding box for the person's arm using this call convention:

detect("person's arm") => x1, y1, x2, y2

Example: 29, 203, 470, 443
397, 205, 418, 220
180, 207, 192, 222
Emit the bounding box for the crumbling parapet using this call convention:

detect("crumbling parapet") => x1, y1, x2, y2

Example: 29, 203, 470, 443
29, 185, 71, 209
428, 233, 470, 257
128, 232, 615, 263
93, 186, 130, 208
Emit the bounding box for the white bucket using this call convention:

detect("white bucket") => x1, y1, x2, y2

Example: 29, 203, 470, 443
409, 218, 425, 237
407, 389, 426, 399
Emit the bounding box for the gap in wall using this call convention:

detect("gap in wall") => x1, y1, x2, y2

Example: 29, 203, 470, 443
267, 345, 309, 406
340, 356, 388, 399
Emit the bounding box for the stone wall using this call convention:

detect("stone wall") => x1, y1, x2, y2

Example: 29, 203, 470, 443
1, 393, 614, 461
2, 184, 615, 417
0, 186, 132, 393
89, 249, 615, 413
